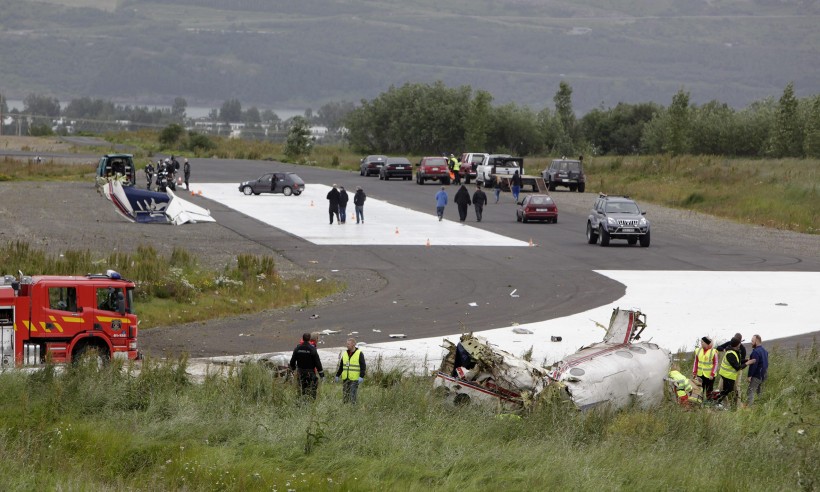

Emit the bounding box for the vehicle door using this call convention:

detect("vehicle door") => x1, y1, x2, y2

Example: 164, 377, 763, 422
591, 198, 604, 227
255, 173, 273, 193
274, 173, 287, 192
91, 286, 130, 340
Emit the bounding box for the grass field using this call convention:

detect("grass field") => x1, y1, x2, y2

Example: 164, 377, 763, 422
0, 345, 816, 490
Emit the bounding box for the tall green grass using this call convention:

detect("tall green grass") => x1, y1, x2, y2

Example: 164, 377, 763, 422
0, 345, 815, 490
0, 241, 340, 328
583, 155, 820, 233
0, 156, 96, 182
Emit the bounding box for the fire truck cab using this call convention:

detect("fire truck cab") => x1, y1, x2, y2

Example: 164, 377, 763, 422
0, 270, 139, 367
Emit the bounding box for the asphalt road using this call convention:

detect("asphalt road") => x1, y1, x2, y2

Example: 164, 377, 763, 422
12, 150, 817, 355
147, 156, 819, 355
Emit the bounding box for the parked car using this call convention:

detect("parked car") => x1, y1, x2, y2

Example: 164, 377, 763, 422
458, 153, 486, 184
416, 156, 451, 185
239, 172, 305, 196
380, 157, 413, 180
360, 155, 388, 176
586, 193, 650, 247
543, 157, 586, 192
516, 194, 558, 223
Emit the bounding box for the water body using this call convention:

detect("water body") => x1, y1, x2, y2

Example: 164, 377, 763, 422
4, 100, 305, 121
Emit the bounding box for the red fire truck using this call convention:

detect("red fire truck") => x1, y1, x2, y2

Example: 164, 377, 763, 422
0, 270, 139, 367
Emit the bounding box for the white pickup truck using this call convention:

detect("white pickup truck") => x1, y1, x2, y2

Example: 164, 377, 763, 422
475, 154, 524, 187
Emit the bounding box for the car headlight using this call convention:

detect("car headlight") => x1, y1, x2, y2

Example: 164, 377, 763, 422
639, 217, 648, 226
607, 217, 618, 227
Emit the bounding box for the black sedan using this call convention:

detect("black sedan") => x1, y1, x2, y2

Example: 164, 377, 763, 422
239, 172, 305, 196
379, 157, 413, 180
360, 155, 388, 176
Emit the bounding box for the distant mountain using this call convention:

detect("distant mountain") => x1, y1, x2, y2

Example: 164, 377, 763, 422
1, 0, 817, 113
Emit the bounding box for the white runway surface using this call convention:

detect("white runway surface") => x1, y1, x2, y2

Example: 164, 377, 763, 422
194, 183, 820, 374
197, 183, 528, 246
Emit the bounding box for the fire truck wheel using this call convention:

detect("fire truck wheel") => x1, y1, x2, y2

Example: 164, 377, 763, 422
73, 344, 109, 367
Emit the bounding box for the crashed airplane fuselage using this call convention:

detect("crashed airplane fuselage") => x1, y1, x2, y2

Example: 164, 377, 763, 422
435, 308, 672, 411
101, 178, 215, 225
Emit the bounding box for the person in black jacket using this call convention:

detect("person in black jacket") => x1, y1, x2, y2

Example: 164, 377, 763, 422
183, 158, 191, 190
338, 186, 349, 224
289, 332, 325, 399
327, 184, 341, 224
354, 186, 366, 224
472, 185, 488, 222
511, 170, 523, 202
454, 184, 472, 222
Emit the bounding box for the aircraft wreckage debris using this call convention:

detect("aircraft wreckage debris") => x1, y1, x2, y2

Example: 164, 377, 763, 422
434, 308, 671, 411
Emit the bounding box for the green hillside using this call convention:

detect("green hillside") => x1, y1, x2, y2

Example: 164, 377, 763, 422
0, 0, 817, 111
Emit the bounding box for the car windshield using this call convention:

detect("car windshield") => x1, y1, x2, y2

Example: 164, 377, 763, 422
470, 155, 484, 164
387, 159, 410, 165
529, 196, 553, 205
563, 161, 581, 171
606, 201, 640, 214
426, 158, 447, 166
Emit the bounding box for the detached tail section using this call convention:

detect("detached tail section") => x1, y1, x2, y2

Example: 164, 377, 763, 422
101, 179, 215, 225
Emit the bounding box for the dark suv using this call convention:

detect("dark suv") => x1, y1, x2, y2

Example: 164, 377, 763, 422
95, 154, 136, 186
543, 158, 585, 192
380, 157, 413, 180
586, 194, 650, 247
360, 155, 387, 176
416, 156, 451, 185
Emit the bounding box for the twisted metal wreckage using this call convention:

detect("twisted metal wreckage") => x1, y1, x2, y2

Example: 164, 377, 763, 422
98, 176, 215, 225
434, 308, 673, 411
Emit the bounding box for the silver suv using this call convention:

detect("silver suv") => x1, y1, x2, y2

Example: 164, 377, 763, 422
586, 194, 650, 247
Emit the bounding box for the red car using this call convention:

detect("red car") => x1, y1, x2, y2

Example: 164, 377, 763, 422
516, 194, 558, 223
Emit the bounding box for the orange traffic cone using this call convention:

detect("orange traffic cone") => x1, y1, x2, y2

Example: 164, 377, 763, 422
197, 190, 202, 196
190, 191, 196, 196
426, 238, 431, 247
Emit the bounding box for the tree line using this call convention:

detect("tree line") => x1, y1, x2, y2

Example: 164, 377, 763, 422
2, 82, 817, 158
343, 81, 820, 158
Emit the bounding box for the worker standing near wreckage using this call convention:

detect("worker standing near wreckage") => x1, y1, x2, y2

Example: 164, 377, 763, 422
335, 338, 366, 404
693, 337, 718, 397
290, 333, 325, 399
715, 335, 746, 407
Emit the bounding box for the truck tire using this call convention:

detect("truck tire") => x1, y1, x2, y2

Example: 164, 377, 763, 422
639, 232, 651, 247
578, 183, 586, 193
586, 222, 598, 244
465, 175, 471, 184
599, 226, 610, 246
548, 179, 556, 191
73, 344, 109, 367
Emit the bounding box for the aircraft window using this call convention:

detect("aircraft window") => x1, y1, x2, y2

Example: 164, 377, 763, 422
616, 351, 633, 358
629, 346, 647, 354
569, 368, 585, 376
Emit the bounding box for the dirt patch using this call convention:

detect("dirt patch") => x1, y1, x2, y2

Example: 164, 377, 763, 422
0, 136, 79, 153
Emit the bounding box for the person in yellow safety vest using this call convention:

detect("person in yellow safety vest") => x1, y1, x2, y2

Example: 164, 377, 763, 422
668, 370, 693, 402
335, 338, 366, 404
452, 155, 462, 185
716, 335, 745, 405
692, 336, 718, 397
